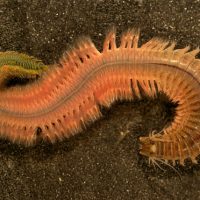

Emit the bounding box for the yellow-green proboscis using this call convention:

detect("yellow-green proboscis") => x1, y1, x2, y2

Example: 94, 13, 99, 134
0, 51, 47, 88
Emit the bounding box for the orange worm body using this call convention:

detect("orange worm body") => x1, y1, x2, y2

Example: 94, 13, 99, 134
0, 28, 200, 165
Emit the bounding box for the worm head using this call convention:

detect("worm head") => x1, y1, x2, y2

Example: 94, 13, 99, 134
139, 136, 157, 157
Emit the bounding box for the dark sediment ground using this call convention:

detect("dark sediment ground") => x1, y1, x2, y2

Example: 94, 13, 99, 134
0, 0, 200, 199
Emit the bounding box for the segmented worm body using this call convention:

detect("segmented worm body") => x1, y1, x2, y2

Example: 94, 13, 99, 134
0, 29, 200, 165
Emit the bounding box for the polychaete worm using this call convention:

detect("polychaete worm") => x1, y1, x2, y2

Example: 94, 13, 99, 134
0, 28, 200, 166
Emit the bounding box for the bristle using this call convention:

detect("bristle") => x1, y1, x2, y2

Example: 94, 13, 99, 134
103, 26, 117, 52
120, 28, 140, 49
189, 47, 200, 57
165, 41, 176, 51
59, 36, 100, 70
141, 37, 169, 50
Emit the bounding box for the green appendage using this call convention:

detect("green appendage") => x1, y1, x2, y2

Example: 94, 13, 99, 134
0, 51, 47, 88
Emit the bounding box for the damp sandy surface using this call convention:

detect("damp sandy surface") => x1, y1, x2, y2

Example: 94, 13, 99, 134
0, 0, 200, 199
